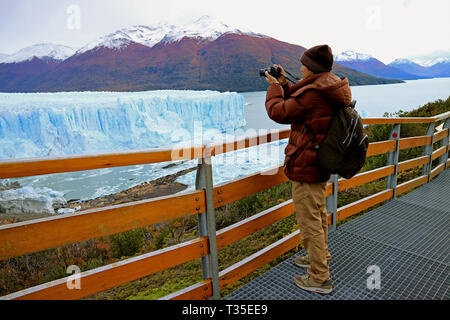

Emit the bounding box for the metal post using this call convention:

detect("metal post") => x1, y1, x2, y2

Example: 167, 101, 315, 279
439, 118, 450, 169
327, 174, 338, 232
194, 157, 220, 299
195, 163, 211, 280
423, 122, 435, 182
386, 123, 400, 202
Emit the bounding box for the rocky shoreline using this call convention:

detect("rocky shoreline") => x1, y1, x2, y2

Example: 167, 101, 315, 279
0, 166, 197, 223
66, 166, 197, 211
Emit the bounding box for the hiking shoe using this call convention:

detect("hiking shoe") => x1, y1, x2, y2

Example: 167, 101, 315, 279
294, 255, 311, 267
294, 274, 333, 294
293, 254, 331, 268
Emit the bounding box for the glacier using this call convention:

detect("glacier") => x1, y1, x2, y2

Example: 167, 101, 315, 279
0, 89, 290, 203
0, 90, 246, 159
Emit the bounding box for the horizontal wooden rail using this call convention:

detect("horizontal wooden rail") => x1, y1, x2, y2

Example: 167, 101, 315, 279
366, 140, 396, 157
398, 155, 430, 172
362, 117, 434, 125
432, 145, 448, 161
2, 236, 209, 300
431, 163, 446, 180
159, 279, 213, 300
433, 128, 449, 143
213, 166, 332, 210
0, 146, 205, 179
218, 230, 301, 290
0, 190, 205, 260
431, 111, 450, 122
396, 175, 428, 196
337, 189, 393, 222
362, 112, 450, 125
399, 136, 431, 150
338, 165, 395, 192
0, 130, 290, 180
216, 200, 295, 250
206, 129, 290, 157
213, 166, 288, 208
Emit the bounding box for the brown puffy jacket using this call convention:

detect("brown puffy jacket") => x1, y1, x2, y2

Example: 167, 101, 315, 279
265, 72, 352, 183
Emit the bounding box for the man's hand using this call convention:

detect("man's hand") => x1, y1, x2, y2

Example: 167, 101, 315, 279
274, 64, 288, 85
265, 71, 279, 85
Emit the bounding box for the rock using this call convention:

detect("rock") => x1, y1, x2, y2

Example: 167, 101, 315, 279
0, 179, 21, 192
56, 208, 75, 214
0, 186, 67, 215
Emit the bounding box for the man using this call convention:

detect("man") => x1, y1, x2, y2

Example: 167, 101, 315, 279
264, 44, 352, 294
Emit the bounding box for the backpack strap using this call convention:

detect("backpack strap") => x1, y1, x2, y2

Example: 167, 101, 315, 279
301, 100, 357, 151
303, 123, 320, 150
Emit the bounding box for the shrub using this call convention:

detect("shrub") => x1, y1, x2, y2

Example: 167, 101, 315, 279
109, 229, 144, 258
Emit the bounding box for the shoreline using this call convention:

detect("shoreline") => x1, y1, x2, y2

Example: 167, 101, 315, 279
67, 166, 197, 211
0, 166, 197, 224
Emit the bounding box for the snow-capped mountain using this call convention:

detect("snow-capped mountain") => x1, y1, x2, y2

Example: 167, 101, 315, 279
335, 50, 422, 80
76, 22, 177, 54
407, 50, 450, 67
76, 16, 264, 54
0, 17, 406, 92
160, 15, 258, 44
389, 54, 450, 78
0, 53, 8, 60
0, 43, 75, 64
335, 50, 373, 62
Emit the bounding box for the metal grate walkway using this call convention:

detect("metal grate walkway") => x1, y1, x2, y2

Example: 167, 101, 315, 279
225, 169, 450, 300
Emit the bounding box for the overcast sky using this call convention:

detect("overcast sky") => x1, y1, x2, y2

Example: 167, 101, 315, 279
1, 0, 449, 64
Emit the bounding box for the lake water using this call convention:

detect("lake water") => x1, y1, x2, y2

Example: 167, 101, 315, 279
9, 77, 450, 201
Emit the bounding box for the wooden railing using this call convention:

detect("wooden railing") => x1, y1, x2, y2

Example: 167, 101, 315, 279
0, 111, 449, 300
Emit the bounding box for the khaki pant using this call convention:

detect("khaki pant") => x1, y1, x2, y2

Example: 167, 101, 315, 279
292, 180, 331, 283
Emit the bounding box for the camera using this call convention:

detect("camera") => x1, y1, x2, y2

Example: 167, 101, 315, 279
259, 66, 282, 78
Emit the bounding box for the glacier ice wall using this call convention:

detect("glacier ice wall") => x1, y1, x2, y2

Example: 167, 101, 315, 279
0, 90, 246, 159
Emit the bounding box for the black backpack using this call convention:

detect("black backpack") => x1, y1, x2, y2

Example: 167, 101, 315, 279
303, 100, 368, 179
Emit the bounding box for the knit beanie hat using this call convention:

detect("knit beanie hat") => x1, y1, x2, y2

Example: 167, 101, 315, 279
300, 45, 333, 73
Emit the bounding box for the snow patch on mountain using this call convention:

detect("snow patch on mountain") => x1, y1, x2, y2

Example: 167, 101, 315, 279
389, 58, 416, 65
162, 15, 248, 43
335, 50, 373, 62
0, 43, 75, 64
407, 50, 450, 67
76, 16, 263, 53
76, 22, 176, 54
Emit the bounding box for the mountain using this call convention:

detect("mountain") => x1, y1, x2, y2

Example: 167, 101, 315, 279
388, 51, 450, 78
408, 50, 450, 67
335, 50, 423, 80
388, 59, 433, 77
0, 16, 402, 92
389, 58, 450, 78
75, 22, 177, 54
0, 43, 75, 63
0, 53, 8, 60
